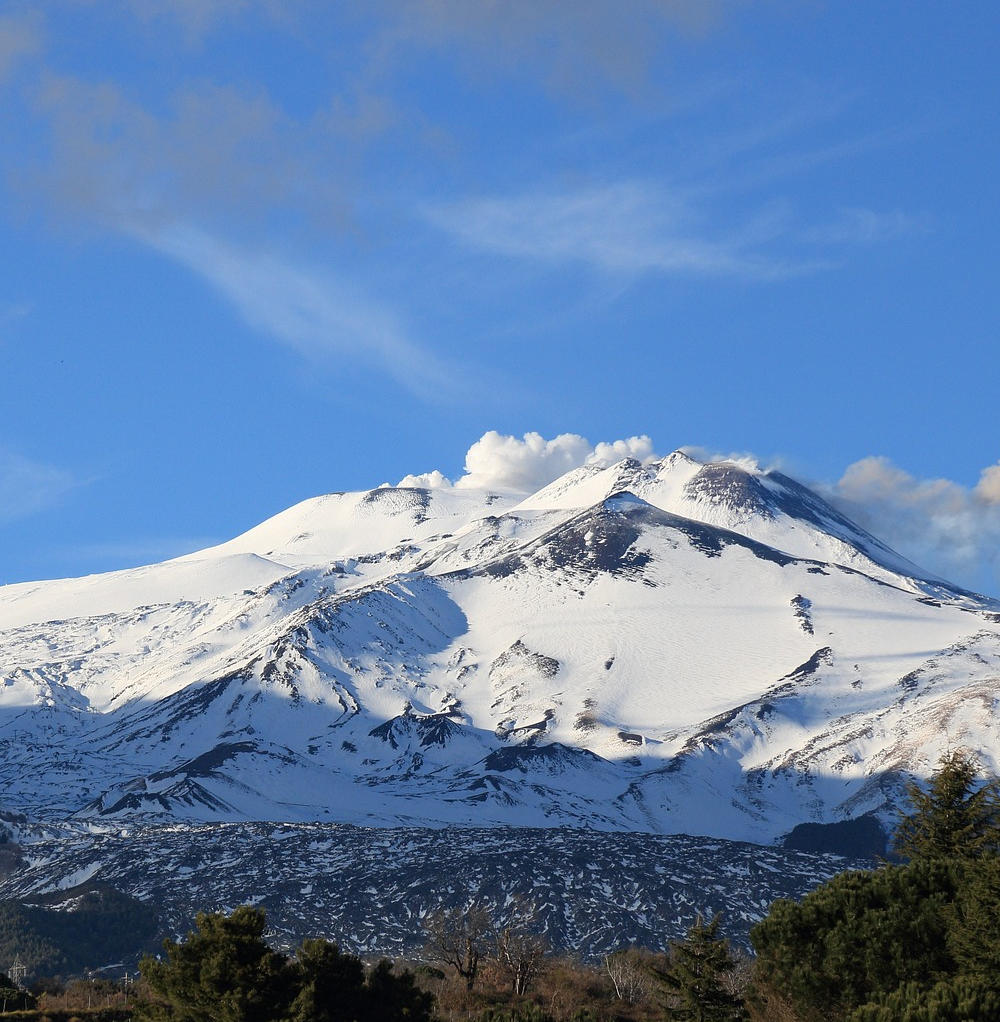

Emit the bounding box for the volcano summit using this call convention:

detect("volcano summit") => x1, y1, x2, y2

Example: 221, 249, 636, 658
1, 450, 997, 846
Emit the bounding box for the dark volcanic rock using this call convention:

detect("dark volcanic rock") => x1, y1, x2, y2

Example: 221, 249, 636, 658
0, 824, 871, 957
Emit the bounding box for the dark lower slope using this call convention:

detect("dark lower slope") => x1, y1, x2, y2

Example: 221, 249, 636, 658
0, 824, 871, 957
0, 885, 160, 978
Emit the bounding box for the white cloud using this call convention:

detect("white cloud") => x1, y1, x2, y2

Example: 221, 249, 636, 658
29, 71, 351, 234
974, 463, 1000, 505
94, 0, 728, 95
828, 455, 1000, 596
397, 430, 658, 493
397, 470, 452, 489
589, 435, 656, 466
0, 449, 82, 523
679, 445, 771, 474
146, 225, 459, 398
20, 66, 452, 399
456, 431, 595, 492
423, 181, 842, 282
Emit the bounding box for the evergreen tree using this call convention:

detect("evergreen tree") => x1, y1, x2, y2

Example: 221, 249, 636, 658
893, 751, 1000, 862
285, 938, 367, 1022
139, 911, 435, 1022
847, 976, 1000, 1021
363, 959, 434, 1022
138, 905, 297, 1022
750, 753, 1000, 1020
947, 855, 1000, 979
286, 941, 432, 1022
750, 860, 960, 1020
650, 914, 745, 1022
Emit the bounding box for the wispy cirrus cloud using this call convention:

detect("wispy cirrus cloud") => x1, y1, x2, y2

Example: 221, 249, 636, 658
423, 181, 830, 281
98, 0, 728, 93
423, 162, 933, 282
368, 0, 727, 96
16, 70, 454, 398
2, 4, 930, 401
146, 225, 461, 398
0, 449, 84, 524
419, 82, 930, 285
804, 207, 930, 246
26, 71, 353, 234
120, 0, 255, 37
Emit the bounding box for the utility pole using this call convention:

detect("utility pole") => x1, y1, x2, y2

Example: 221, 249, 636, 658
8, 956, 26, 988
6, 957, 28, 1014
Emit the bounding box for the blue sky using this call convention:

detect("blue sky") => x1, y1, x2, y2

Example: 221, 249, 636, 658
0, 1, 998, 593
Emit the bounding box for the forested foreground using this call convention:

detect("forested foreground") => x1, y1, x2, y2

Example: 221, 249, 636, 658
2, 752, 1000, 1022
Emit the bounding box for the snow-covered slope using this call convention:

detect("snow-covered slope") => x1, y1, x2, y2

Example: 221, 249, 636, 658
196, 486, 515, 575
1, 451, 998, 845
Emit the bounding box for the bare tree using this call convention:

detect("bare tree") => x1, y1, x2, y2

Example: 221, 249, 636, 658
423, 903, 492, 991
721, 947, 754, 1002
604, 948, 650, 1004
491, 898, 547, 996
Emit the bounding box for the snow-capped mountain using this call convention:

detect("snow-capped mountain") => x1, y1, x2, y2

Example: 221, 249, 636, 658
1, 450, 998, 846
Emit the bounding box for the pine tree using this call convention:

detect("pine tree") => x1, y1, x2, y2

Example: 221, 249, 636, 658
893, 751, 1000, 862
138, 906, 437, 1022
363, 959, 434, 1022
650, 914, 745, 1022
749, 860, 959, 1021
847, 976, 1000, 1021
750, 754, 1000, 1020
286, 942, 433, 1022
137, 906, 297, 1022
285, 938, 368, 1022
947, 855, 1000, 979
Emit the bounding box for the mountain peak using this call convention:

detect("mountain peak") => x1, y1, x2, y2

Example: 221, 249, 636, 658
1, 440, 997, 849
683, 461, 775, 519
